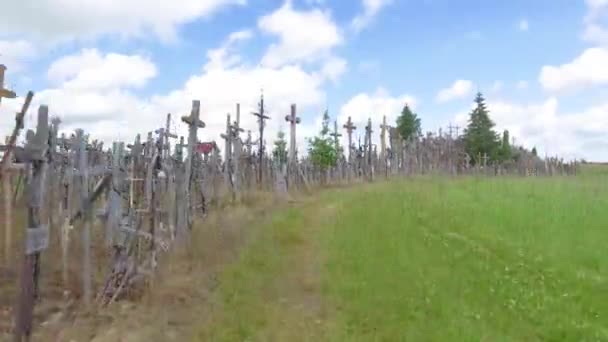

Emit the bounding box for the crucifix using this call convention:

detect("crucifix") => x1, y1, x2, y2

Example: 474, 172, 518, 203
252, 91, 270, 184
284, 103, 300, 165
342, 116, 357, 163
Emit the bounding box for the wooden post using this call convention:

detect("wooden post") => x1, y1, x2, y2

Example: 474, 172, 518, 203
14, 105, 49, 342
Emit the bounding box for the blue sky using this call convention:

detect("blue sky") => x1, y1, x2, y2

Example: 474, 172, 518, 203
0, 0, 607, 160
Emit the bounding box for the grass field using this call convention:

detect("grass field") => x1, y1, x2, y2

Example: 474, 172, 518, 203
196, 173, 608, 341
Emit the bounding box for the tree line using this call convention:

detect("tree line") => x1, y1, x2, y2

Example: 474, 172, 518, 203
272, 92, 537, 170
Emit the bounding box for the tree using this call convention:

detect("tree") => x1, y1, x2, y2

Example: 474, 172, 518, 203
396, 104, 421, 141
532, 147, 538, 156
308, 109, 337, 170
272, 129, 288, 164
497, 129, 512, 161
463, 92, 499, 164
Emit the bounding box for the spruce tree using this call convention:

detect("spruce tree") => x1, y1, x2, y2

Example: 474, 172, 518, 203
498, 129, 512, 161
272, 129, 288, 164
396, 104, 421, 141
463, 92, 499, 164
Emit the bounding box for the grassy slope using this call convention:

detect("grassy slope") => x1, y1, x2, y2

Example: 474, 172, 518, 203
199, 172, 608, 341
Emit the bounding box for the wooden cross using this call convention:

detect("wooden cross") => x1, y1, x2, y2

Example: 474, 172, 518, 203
365, 118, 373, 179
329, 120, 342, 155
181, 100, 205, 211
284, 103, 300, 165
221, 113, 233, 168
0, 64, 16, 104
220, 113, 233, 189
244, 130, 258, 160
231, 104, 244, 198
379, 115, 390, 160
14, 105, 49, 342
447, 123, 460, 139
251, 91, 270, 184
342, 116, 357, 163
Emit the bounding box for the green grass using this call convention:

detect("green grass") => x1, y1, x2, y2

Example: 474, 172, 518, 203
195, 173, 608, 341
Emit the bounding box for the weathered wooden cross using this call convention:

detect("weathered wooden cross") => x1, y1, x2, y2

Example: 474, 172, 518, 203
252, 92, 270, 184
342, 116, 356, 163
284, 104, 300, 165
15, 105, 49, 341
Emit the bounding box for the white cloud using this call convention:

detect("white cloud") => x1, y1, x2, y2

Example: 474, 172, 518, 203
539, 47, 608, 92
351, 0, 393, 32
518, 19, 529, 32
491, 80, 504, 92
436, 79, 474, 103
0, 39, 36, 71
451, 95, 608, 161
338, 88, 416, 148
516, 80, 529, 89
258, 1, 342, 67
47, 48, 157, 91
582, 0, 608, 45
0, 0, 246, 43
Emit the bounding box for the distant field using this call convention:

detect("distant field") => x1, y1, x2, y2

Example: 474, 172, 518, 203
197, 172, 608, 341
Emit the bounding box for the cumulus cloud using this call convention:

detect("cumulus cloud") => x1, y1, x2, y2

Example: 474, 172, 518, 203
0, 39, 36, 71
451, 96, 608, 161
351, 0, 393, 32
582, 0, 608, 45
338, 88, 416, 148
539, 47, 608, 92
436, 80, 474, 103
47, 49, 157, 91
258, 1, 343, 67
0, 0, 246, 43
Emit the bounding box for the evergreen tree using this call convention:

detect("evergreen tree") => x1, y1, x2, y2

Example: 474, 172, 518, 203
272, 129, 288, 164
463, 92, 499, 164
498, 129, 512, 161
396, 104, 421, 141
308, 109, 337, 170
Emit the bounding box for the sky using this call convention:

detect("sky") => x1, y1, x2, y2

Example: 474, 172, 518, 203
0, 0, 607, 161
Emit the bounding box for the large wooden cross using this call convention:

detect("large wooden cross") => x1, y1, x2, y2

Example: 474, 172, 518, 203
284, 104, 300, 165
220, 113, 233, 182
342, 116, 356, 163
181, 100, 205, 184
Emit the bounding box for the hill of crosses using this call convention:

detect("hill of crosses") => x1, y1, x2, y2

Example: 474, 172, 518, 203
0, 60, 578, 341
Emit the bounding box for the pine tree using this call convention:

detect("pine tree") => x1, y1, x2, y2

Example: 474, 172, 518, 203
308, 109, 337, 170
463, 92, 499, 164
272, 129, 288, 164
396, 104, 421, 141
